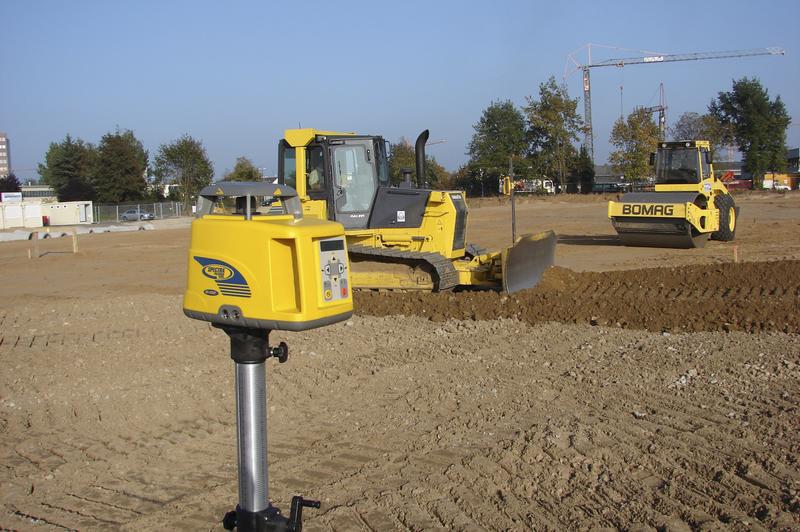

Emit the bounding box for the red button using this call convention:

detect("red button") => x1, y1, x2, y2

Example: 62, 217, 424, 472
341, 287, 348, 297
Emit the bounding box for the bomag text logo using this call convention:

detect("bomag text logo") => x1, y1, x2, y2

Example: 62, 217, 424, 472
622, 204, 674, 216
202, 264, 235, 281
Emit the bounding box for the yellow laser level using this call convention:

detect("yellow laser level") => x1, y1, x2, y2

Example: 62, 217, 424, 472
182, 181, 352, 531
183, 181, 353, 330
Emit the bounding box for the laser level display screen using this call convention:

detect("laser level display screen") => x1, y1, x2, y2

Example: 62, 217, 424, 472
320, 240, 344, 252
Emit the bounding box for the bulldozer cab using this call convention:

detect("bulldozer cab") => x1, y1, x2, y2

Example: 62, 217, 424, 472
278, 130, 391, 229
653, 141, 713, 185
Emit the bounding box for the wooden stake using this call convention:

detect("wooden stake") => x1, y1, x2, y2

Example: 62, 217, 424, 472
733, 245, 739, 263
32, 232, 39, 259
72, 228, 78, 254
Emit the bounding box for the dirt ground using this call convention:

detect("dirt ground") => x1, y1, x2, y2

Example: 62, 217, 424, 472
0, 192, 798, 531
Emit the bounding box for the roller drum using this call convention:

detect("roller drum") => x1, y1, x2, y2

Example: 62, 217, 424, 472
611, 191, 708, 248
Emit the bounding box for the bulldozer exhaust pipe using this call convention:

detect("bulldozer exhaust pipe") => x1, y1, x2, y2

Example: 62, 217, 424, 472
415, 129, 429, 188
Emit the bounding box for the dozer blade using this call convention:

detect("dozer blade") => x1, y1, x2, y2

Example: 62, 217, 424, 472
502, 230, 557, 294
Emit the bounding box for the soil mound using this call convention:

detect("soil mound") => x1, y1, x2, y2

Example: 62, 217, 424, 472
355, 259, 800, 333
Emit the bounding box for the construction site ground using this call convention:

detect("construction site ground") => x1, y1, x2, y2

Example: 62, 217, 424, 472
0, 191, 798, 531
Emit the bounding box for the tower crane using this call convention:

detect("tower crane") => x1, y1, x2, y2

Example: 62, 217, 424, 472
636, 82, 667, 140
565, 45, 785, 161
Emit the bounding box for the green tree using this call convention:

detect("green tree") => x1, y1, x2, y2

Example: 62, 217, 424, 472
709, 77, 791, 185
388, 138, 450, 188
467, 100, 527, 195
609, 108, 660, 181
38, 134, 97, 201
93, 129, 148, 203
152, 135, 214, 208
0, 173, 21, 193
571, 146, 594, 194
524, 76, 583, 192
450, 164, 474, 194
670, 111, 728, 158
223, 156, 262, 181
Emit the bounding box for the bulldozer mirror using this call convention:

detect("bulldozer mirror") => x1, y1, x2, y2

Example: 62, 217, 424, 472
649, 153, 656, 166
704, 151, 712, 165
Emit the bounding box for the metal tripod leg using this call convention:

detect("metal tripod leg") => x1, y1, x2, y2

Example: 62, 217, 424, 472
235, 361, 269, 513
220, 327, 318, 532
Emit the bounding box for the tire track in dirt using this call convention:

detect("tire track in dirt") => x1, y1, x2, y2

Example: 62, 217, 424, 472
2, 297, 798, 530
355, 259, 800, 333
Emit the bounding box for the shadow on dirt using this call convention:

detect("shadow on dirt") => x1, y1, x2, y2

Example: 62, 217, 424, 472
557, 234, 623, 246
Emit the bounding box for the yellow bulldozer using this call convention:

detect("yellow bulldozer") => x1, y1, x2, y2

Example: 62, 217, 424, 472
608, 140, 738, 248
275, 128, 556, 293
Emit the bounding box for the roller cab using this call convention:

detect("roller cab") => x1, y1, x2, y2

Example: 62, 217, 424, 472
608, 140, 738, 248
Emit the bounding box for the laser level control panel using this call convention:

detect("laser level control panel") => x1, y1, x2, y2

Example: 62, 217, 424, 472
319, 237, 349, 302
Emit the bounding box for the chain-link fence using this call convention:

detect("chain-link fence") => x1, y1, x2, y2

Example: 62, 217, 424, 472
93, 202, 185, 223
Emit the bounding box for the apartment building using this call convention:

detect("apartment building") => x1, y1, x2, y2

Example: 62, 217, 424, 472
0, 132, 9, 177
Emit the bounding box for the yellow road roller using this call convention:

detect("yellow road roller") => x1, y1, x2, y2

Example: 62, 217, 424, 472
608, 140, 738, 248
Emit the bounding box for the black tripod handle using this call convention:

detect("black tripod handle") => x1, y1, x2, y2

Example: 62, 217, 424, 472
288, 496, 321, 532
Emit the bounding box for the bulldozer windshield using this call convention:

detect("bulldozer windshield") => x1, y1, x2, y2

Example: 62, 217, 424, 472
655, 148, 702, 184
331, 141, 379, 213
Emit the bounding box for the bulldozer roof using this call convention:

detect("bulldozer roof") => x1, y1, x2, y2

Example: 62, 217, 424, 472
284, 128, 358, 147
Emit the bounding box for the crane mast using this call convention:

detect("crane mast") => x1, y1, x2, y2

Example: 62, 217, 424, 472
637, 82, 667, 141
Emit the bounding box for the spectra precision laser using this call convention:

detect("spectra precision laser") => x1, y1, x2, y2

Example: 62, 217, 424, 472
184, 182, 353, 531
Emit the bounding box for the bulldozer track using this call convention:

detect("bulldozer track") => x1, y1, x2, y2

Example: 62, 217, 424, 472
348, 245, 460, 290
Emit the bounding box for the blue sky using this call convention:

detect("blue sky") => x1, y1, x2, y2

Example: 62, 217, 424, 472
2, 0, 799, 182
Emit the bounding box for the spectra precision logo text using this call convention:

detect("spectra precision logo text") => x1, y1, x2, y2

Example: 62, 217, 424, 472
202, 264, 234, 281
622, 204, 674, 216
193, 256, 252, 298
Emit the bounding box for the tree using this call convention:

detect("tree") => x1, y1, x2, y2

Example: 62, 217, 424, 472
93, 129, 149, 203
609, 108, 660, 181
38, 134, 97, 201
670, 111, 727, 157
524, 76, 583, 192
709, 77, 791, 185
467, 100, 527, 195
0, 173, 21, 193
388, 138, 450, 188
152, 135, 214, 208
571, 146, 594, 194
450, 164, 474, 194
223, 156, 262, 181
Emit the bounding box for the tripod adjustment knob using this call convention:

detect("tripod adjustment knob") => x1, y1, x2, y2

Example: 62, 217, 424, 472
288, 495, 320, 532
269, 341, 288, 363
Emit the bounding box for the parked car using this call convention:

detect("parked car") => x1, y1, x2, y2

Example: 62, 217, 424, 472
121, 209, 155, 222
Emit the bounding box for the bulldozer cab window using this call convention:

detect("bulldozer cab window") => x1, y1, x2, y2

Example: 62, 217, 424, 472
332, 142, 376, 213
306, 146, 325, 192
656, 148, 701, 184
279, 143, 297, 189
377, 139, 391, 186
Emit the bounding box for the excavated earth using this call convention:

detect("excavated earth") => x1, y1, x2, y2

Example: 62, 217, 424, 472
355, 260, 800, 334
0, 192, 799, 531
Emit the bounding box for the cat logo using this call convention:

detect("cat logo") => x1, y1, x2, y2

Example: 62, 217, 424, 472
621, 204, 674, 216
